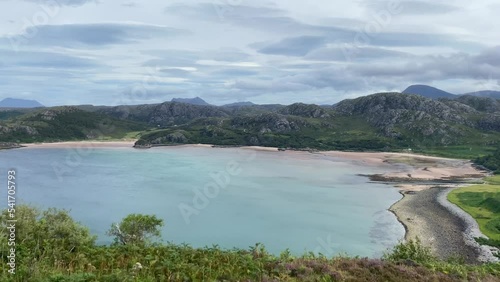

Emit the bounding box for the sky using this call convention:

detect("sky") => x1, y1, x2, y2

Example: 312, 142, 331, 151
0, 0, 499, 106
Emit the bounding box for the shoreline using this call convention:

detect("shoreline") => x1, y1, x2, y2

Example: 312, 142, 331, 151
390, 188, 479, 263
20, 140, 136, 148
19, 142, 487, 184
390, 187, 498, 263
437, 188, 499, 263
15, 141, 496, 262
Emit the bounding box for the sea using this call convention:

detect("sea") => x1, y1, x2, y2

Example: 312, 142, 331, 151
0, 146, 405, 257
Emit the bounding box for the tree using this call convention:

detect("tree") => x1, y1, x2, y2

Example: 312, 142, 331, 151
0, 205, 96, 260
107, 214, 164, 246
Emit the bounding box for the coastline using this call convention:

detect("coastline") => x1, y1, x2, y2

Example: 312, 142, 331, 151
15, 141, 495, 262
389, 187, 496, 263
20, 140, 136, 148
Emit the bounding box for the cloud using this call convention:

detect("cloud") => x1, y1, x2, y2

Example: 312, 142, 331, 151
305, 46, 412, 62
0, 49, 101, 69
210, 68, 259, 77
164, 3, 283, 22
363, 0, 460, 15
257, 36, 326, 56
474, 46, 500, 67
167, 3, 480, 51
165, 3, 352, 35
159, 68, 193, 77
19, 0, 96, 6
348, 50, 500, 82
121, 1, 137, 8
0, 1, 498, 105
2, 23, 188, 48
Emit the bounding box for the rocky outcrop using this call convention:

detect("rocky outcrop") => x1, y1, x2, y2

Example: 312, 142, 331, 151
334, 93, 480, 143
0, 142, 23, 149
453, 95, 500, 113
148, 103, 228, 126
278, 103, 331, 118
150, 131, 188, 144
231, 113, 306, 133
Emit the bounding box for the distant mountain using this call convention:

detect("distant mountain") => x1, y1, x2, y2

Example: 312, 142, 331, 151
0, 98, 44, 108
402, 85, 456, 99
454, 95, 500, 113
463, 90, 500, 99
171, 97, 210, 106
222, 101, 255, 107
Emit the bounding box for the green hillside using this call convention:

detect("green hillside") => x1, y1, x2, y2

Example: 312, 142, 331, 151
0, 107, 149, 143
1, 93, 499, 159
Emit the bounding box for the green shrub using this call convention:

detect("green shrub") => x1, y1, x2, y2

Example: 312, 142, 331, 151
383, 239, 436, 264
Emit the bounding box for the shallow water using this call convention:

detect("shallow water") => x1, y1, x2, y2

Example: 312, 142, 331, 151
0, 146, 405, 257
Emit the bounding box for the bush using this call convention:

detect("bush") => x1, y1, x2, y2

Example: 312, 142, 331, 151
107, 214, 163, 246
383, 239, 436, 265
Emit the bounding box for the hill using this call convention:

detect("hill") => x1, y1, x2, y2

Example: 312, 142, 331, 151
1, 92, 500, 158
222, 101, 255, 107
0, 98, 45, 108
402, 85, 456, 99
99, 102, 229, 127
171, 97, 210, 106
0, 107, 147, 142
464, 90, 500, 99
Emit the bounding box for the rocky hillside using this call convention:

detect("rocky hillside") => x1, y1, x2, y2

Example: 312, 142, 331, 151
278, 103, 331, 118
0, 107, 147, 142
2, 92, 500, 155
99, 102, 228, 126
334, 93, 477, 144
452, 95, 500, 113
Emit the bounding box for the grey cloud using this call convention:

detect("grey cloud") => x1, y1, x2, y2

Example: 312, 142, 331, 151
349, 51, 500, 82
20, 0, 96, 6
143, 48, 251, 67
159, 68, 193, 77
369, 32, 481, 49
121, 2, 137, 8
165, 2, 477, 51
257, 36, 326, 56
474, 46, 500, 66
165, 3, 283, 22
121, 87, 187, 100
203, 49, 251, 62
363, 0, 460, 15
229, 47, 500, 95
165, 3, 353, 36
305, 46, 412, 62
229, 78, 313, 93
3, 23, 187, 48
211, 68, 258, 77
227, 65, 371, 94
143, 51, 199, 68
0, 49, 101, 69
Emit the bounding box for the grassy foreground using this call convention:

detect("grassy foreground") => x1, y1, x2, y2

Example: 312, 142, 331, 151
1, 206, 500, 281
448, 176, 500, 244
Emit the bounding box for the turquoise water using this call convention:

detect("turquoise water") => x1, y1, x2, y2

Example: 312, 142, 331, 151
0, 146, 404, 257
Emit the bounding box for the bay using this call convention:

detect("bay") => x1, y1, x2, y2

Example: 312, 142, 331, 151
0, 146, 405, 257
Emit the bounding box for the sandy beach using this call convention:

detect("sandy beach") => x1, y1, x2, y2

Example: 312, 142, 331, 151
22, 141, 136, 148
16, 141, 495, 262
